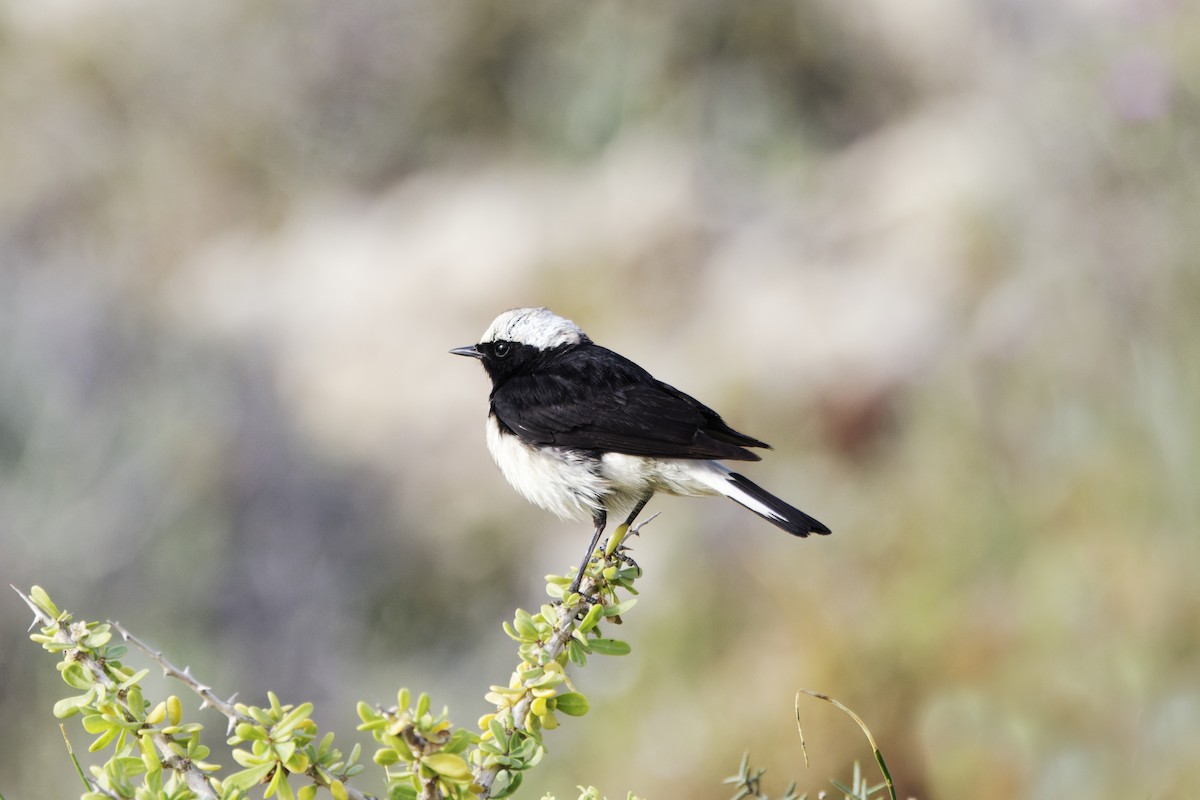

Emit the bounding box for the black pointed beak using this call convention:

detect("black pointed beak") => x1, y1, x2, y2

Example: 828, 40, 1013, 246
450, 344, 483, 359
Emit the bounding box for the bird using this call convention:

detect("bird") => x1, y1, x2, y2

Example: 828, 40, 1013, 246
451, 307, 830, 592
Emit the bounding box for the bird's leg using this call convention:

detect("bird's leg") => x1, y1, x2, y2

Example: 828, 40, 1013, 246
614, 510, 660, 574
569, 510, 607, 595
604, 493, 652, 557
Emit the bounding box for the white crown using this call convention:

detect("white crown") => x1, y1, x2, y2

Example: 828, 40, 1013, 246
480, 307, 587, 350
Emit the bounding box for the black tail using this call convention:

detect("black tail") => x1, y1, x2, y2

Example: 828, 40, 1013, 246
725, 472, 831, 537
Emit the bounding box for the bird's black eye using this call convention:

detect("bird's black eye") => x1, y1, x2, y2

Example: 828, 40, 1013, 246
492, 341, 512, 358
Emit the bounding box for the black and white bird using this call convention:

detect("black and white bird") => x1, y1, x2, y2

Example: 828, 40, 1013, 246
451, 307, 830, 590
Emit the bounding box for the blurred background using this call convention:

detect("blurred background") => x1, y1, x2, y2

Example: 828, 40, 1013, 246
2, 1, 1199, 798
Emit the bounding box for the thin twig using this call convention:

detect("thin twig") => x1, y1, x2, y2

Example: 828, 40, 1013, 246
60, 725, 120, 799
111, 621, 250, 734
797, 689, 896, 800
114, 620, 375, 800
473, 513, 654, 798
15, 587, 221, 800
793, 693, 811, 769
474, 571, 601, 797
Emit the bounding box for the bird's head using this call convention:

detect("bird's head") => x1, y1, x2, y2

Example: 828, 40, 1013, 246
450, 307, 589, 382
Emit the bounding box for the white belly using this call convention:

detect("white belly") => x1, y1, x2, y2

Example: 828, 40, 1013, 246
486, 415, 608, 522
485, 413, 735, 525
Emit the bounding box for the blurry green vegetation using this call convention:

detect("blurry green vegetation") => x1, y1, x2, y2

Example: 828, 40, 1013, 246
18, 555, 890, 799
4, 1, 1200, 799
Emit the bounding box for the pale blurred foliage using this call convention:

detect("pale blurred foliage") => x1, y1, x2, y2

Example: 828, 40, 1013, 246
3, 1, 1199, 798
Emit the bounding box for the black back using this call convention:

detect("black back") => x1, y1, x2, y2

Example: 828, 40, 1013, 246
482, 340, 769, 461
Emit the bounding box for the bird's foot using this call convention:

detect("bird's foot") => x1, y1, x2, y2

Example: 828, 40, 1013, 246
562, 583, 600, 609
615, 551, 641, 574
563, 560, 600, 605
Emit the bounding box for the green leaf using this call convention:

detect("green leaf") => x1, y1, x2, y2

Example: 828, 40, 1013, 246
389, 782, 418, 800
225, 762, 275, 790
30, 585, 61, 618
233, 747, 271, 768
88, 727, 119, 753
283, 749, 310, 774
60, 662, 93, 690
249, 705, 276, 726
373, 748, 401, 766
234, 722, 269, 742
588, 638, 631, 656
273, 740, 297, 765
566, 640, 588, 666
81, 714, 110, 734
267, 766, 294, 800
106, 756, 147, 781
125, 685, 144, 716
513, 609, 538, 640
604, 598, 637, 617
274, 702, 314, 737
488, 717, 508, 743
139, 734, 160, 774
577, 604, 604, 633
445, 728, 473, 753
422, 752, 471, 781
117, 667, 150, 690
356, 701, 379, 723
553, 692, 589, 717
491, 769, 523, 799
53, 692, 94, 719
488, 769, 513, 799
84, 628, 113, 648
143, 766, 163, 795
167, 694, 183, 726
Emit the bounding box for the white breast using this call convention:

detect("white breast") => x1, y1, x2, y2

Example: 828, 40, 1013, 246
485, 415, 608, 522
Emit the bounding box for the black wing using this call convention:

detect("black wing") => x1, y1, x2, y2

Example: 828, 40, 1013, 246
490, 344, 769, 461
